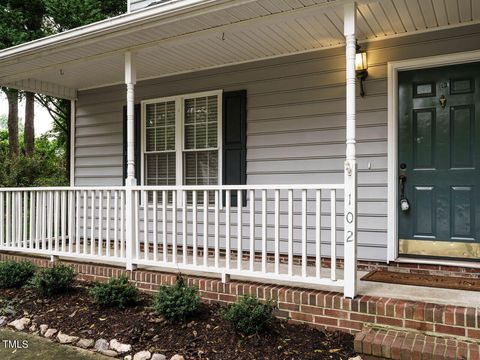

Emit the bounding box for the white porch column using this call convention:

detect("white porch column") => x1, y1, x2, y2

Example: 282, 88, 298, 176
125, 51, 137, 271
343, 2, 358, 298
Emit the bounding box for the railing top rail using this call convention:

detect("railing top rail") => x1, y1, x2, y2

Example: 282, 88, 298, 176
131, 184, 345, 191
0, 184, 345, 192
0, 186, 126, 192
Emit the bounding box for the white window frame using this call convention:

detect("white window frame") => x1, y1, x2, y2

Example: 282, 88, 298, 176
140, 90, 223, 190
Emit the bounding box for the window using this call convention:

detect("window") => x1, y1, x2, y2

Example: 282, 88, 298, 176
144, 100, 176, 186
142, 91, 222, 196
183, 96, 219, 187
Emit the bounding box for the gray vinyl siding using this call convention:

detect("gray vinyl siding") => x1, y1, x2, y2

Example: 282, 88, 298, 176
74, 23, 480, 262
129, 0, 162, 11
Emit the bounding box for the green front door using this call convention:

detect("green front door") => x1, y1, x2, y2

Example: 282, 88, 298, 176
398, 62, 480, 260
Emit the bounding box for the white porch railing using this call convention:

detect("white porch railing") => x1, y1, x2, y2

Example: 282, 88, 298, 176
0, 184, 346, 290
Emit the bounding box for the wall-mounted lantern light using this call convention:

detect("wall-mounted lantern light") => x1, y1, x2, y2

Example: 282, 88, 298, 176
355, 42, 368, 97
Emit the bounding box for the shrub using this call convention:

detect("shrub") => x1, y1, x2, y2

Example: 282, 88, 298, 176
29, 264, 75, 296
0, 260, 37, 288
0, 298, 17, 316
222, 295, 276, 335
89, 275, 139, 308
153, 275, 200, 323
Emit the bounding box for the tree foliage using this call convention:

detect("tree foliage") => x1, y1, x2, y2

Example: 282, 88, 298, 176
0, 0, 126, 186
0, 128, 68, 187
44, 0, 126, 32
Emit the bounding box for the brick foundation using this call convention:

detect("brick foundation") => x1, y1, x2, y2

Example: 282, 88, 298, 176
2, 251, 480, 344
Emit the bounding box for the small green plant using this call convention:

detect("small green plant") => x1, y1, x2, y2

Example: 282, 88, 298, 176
0, 297, 17, 316
223, 295, 276, 335
0, 260, 37, 288
89, 275, 139, 308
153, 275, 200, 323
29, 264, 75, 296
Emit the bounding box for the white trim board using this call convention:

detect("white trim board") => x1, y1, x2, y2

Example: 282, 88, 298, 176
386, 49, 480, 263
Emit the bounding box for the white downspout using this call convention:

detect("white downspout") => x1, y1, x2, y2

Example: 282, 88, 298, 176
343, 1, 358, 299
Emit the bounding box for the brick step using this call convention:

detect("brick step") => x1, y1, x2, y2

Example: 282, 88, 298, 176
354, 327, 480, 360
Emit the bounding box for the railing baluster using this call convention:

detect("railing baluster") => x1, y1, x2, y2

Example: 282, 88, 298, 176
23, 192, 28, 248
172, 190, 177, 265
153, 190, 158, 262
316, 189, 322, 279
83, 190, 87, 254
48, 191, 54, 252
261, 189, 267, 274
225, 190, 230, 270
288, 189, 293, 277
330, 189, 337, 281
237, 190, 242, 271
61, 191, 66, 253
54, 191, 59, 252
29, 191, 34, 249
90, 190, 95, 255
182, 190, 187, 265
274, 189, 280, 275
134, 190, 139, 261
249, 189, 254, 272
143, 190, 148, 261
301, 189, 307, 278
17, 192, 21, 248
98, 190, 103, 256
114, 191, 118, 258
214, 190, 219, 269
42, 192, 47, 250
106, 190, 111, 257
6, 192, 10, 248
120, 190, 125, 258
35, 192, 40, 249
203, 190, 208, 266
192, 190, 197, 266
162, 190, 167, 262
68, 191, 73, 253
76, 191, 80, 254
0, 192, 4, 247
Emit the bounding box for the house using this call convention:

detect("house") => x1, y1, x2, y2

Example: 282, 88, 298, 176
1, 1, 480, 356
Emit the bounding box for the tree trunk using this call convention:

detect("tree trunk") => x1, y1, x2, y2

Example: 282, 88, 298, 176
6, 89, 19, 158
24, 91, 35, 156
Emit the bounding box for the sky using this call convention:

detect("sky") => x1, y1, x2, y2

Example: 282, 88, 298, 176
0, 93, 53, 136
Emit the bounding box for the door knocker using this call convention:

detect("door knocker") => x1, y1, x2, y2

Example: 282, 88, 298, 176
399, 175, 410, 212
439, 95, 447, 109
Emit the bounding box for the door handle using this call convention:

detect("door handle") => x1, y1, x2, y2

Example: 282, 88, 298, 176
399, 175, 410, 212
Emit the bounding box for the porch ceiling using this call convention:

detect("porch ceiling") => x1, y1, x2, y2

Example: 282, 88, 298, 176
0, 0, 478, 99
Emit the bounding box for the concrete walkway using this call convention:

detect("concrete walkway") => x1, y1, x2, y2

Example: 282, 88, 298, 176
0, 329, 109, 360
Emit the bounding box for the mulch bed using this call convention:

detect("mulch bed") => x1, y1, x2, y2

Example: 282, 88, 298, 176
1, 283, 355, 359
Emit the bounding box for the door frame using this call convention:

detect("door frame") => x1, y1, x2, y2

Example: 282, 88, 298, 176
387, 49, 480, 262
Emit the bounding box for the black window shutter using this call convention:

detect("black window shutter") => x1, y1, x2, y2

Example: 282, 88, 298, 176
222, 90, 247, 206
123, 104, 142, 185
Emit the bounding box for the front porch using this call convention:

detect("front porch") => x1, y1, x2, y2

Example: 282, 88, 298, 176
1, 0, 480, 305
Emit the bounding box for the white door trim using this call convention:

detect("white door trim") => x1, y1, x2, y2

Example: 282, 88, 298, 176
387, 49, 480, 262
